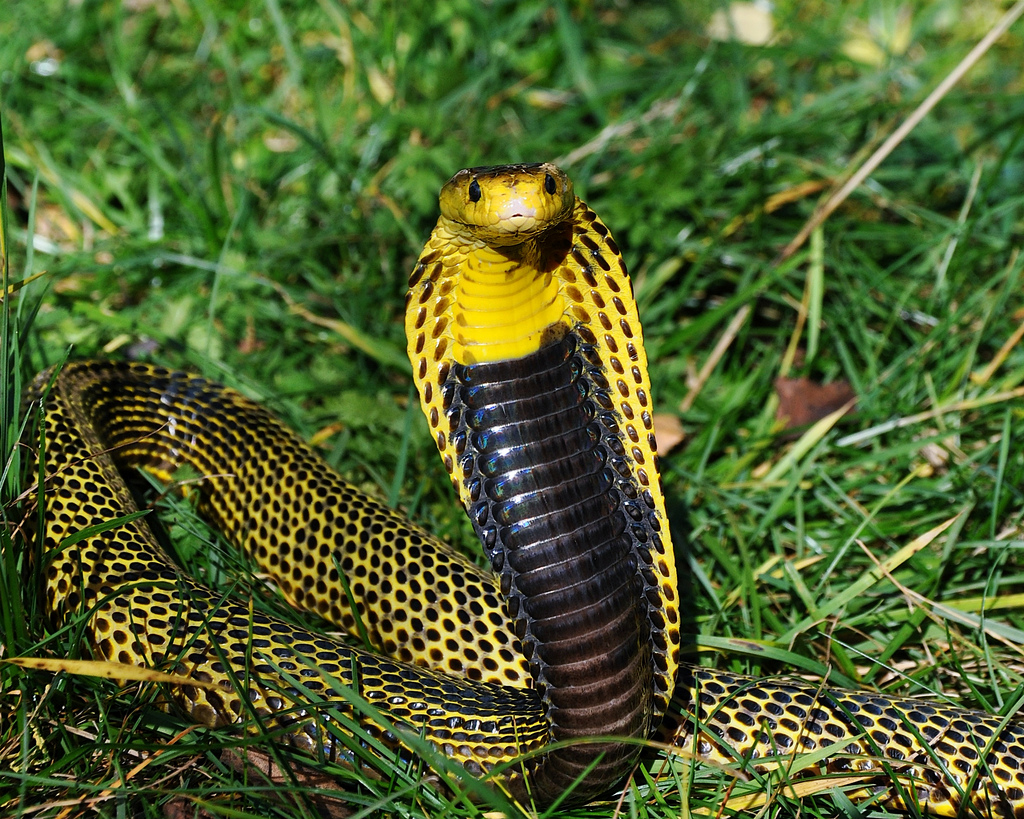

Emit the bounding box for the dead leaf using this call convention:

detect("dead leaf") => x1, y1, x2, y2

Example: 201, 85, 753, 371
237, 314, 264, 354
707, 1, 775, 45
221, 749, 354, 819
774, 377, 856, 431
842, 4, 913, 66
765, 180, 830, 213
163, 798, 217, 819
654, 413, 686, 455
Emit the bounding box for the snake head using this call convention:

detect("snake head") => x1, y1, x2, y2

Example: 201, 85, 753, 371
439, 163, 575, 246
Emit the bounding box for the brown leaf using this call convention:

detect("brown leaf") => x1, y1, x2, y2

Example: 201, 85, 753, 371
774, 377, 856, 431
164, 798, 217, 819
220, 749, 354, 819
653, 413, 686, 454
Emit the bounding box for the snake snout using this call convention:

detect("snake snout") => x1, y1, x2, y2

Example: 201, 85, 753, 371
494, 208, 538, 233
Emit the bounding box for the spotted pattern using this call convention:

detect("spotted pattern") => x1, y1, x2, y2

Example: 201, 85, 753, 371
31, 361, 545, 777
39, 362, 530, 689
670, 668, 1024, 817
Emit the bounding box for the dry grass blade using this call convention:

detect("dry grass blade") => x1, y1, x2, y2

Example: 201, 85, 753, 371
679, 304, 751, 413
776, 0, 1024, 264
4, 657, 221, 689
1, 270, 47, 302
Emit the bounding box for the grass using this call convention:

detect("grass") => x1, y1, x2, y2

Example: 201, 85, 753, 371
2, 0, 1024, 816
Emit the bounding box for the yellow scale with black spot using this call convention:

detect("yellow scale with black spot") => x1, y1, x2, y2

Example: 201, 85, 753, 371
28, 164, 1024, 813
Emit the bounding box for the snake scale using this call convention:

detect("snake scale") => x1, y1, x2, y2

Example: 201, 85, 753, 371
27, 163, 1024, 814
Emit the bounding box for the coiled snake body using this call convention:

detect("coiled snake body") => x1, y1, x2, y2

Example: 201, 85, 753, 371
30, 164, 1024, 813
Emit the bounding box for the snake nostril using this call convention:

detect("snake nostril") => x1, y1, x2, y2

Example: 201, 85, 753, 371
469, 178, 482, 203
544, 173, 557, 195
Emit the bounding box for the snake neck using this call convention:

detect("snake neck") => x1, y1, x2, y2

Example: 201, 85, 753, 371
428, 216, 570, 365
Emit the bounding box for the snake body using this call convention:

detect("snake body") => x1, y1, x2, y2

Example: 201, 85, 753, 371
29, 163, 1024, 813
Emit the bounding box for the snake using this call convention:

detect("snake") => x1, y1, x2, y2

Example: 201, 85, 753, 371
26, 162, 1024, 814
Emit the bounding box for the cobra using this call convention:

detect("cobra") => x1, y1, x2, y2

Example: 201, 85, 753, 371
28, 163, 1024, 813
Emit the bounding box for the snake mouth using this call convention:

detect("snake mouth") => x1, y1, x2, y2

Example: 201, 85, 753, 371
495, 211, 539, 233
487, 192, 541, 231
455, 206, 545, 245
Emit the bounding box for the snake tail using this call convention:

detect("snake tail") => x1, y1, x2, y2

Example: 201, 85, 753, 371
672, 667, 1024, 817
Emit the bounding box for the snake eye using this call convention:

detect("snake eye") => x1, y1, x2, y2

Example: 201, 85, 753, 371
468, 179, 482, 203
544, 173, 557, 195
